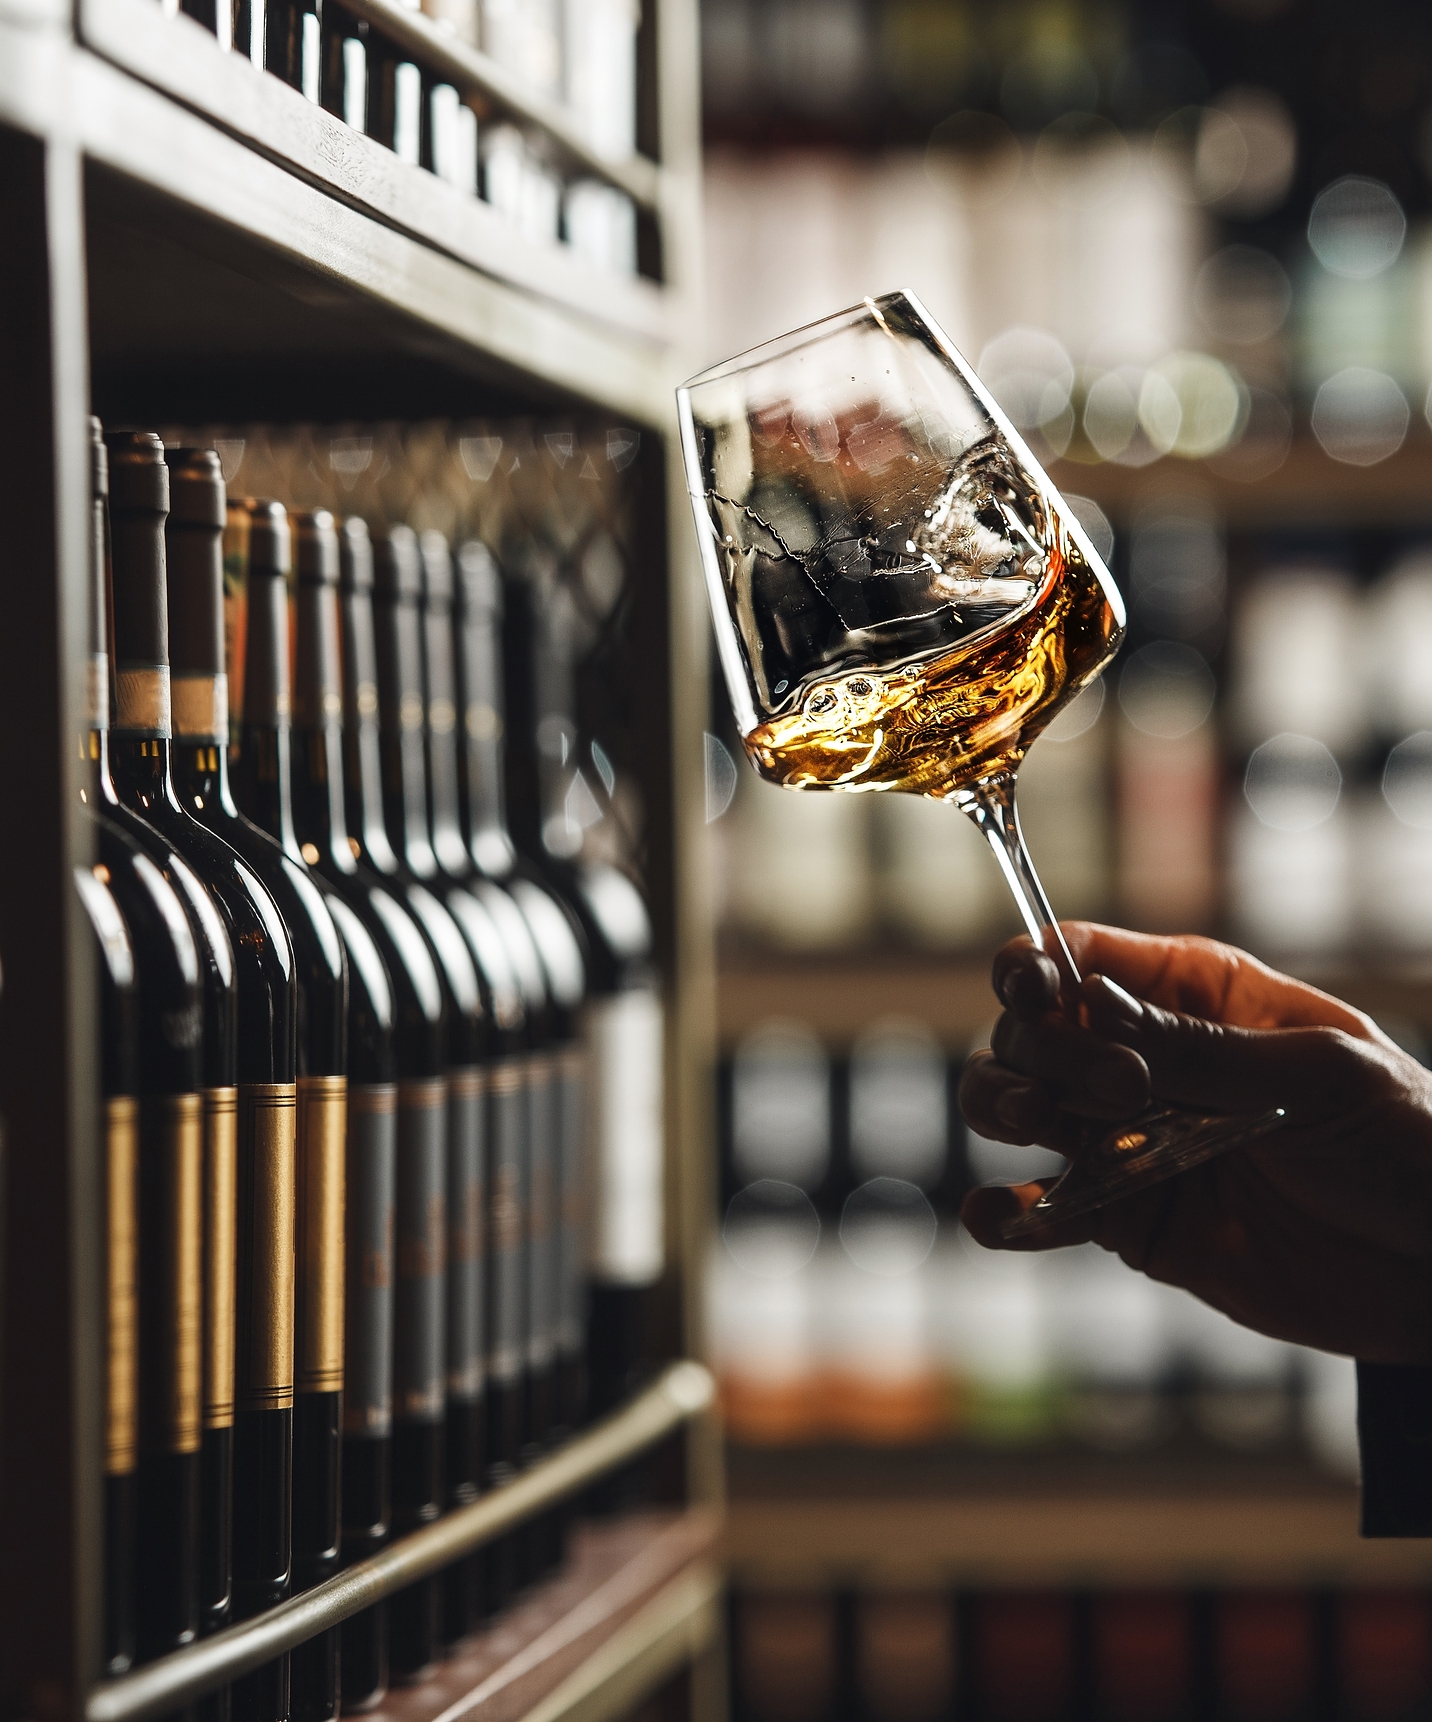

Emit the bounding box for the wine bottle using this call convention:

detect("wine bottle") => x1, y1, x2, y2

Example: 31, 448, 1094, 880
421, 533, 585, 1598
290, 509, 450, 1707
452, 541, 593, 1569
165, 469, 350, 1721
343, 519, 491, 1678
74, 863, 140, 1677
104, 431, 298, 1722
85, 421, 242, 1680
500, 554, 664, 1427
92, 822, 207, 1663
424, 532, 580, 1591
372, 523, 518, 1640
319, 0, 369, 133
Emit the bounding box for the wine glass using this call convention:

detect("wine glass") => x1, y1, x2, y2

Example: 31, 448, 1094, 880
677, 290, 1283, 1239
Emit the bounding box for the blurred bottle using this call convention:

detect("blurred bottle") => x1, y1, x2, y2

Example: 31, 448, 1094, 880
1172, 1295, 1297, 1453
873, 790, 995, 949
1018, 680, 1111, 920
854, 1591, 957, 1722
427, 86, 480, 195
1300, 1350, 1359, 1478
480, 0, 561, 98
564, 181, 638, 276
731, 771, 874, 948
934, 1235, 1057, 1445
1090, 1592, 1194, 1722
1338, 1591, 1432, 1722
1047, 1245, 1174, 1452
1360, 555, 1432, 951
828, 1021, 948, 1443
732, 1592, 842, 1722
1115, 641, 1219, 932
971, 1592, 1077, 1722
562, 0, 638, 158
1214, 1592, 1315, 1722
1228, 567, 1364, 958
714, 1020, 830, 1442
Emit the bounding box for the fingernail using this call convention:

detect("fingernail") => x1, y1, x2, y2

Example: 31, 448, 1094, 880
995, 1081, 1038, 1129
1085, 1054, 1145, 1109
1091, 974, 1144, 1026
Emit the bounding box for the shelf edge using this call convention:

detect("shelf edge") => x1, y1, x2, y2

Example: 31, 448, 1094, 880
513, 1562, 724, 1722
86, 1361, 715, 1722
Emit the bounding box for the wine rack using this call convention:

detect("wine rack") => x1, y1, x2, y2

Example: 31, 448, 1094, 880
0, 0, 719, 1717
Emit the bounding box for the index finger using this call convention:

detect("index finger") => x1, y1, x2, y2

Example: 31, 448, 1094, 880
1060, 922, 1385, 1040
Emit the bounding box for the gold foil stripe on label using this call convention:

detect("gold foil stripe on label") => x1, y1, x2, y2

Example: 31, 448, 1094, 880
114, 666, 172, 736
448, 1067, 487, 1100
489, 1063, 524, 1097
350, 1084, 398, 1116
237, 1083, 296, 1413
398, 1078, 447, 1110
172, 672, 229, 741
296, 1075, 347, 1394
203, 1087, 238, 1430
105, 1097, 139, 1476
141, 1094, 203, 1456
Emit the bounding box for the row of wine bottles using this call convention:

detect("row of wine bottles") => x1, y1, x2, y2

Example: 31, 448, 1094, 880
79, 417, 664, 1719
166, 0, 640, 274
731, 1582, 1432, 1722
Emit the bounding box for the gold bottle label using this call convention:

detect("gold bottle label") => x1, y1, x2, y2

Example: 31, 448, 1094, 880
140, 1093, 203, 1456
296, 1074, 347, 1395
105, 1096, 139, 1477
236, 1082, 297, 1413
203, 1087, 238, 1431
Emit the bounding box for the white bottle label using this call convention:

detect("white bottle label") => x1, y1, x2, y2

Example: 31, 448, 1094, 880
584, 988, 664, 1286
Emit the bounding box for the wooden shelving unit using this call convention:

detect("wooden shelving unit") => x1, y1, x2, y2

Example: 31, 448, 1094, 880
0, 2, 720, 1719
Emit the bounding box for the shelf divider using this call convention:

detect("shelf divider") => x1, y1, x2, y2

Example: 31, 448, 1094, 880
87, 1362, 715, 1722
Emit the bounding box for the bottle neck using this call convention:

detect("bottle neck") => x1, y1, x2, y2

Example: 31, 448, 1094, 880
291, 573, 355, 875
235, 560, 301, 858
374, 586, 438, 879
455, 583, 517, 878
171, 737, 241, 823
339, 581, 400, 876
233, 724, 299, 855
110, 729, 181, 819
499, 573, 546, 857
421, 595, 473, 878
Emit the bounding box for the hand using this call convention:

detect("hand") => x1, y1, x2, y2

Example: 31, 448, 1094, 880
959, 922, 1432, 1364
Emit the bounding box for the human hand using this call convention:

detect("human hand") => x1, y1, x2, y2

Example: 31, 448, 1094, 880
959, 922, 1432, 1364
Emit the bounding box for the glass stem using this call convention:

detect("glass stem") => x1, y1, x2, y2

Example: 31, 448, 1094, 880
959, 773, 1082, 986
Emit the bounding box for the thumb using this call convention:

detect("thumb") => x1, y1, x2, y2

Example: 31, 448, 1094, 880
1083, 974, 1385, 1123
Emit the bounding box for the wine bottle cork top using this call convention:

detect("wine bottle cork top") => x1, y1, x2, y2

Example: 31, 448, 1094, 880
373, 523, 422, 601
456, 540, 502, 615
418, 530, 453, 606
106, 431, 169, 514
165, 448, 226, 529
293, 510, 340, 586
246, 499, 292, 576
338, 516, 374, 594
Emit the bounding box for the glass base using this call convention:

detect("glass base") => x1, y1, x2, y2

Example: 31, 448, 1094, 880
998, 1105, 1287, 1241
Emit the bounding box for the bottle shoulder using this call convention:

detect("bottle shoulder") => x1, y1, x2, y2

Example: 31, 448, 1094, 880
203, 801, 347, 989
92, 815, 204, 1095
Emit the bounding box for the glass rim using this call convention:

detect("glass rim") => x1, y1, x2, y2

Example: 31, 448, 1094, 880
678, 288, 919, 395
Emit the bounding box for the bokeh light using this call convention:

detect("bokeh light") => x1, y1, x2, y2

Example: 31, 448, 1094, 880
1244, 735, 1342, 831
1307, 176, 1406, 279
1310, 367, 1409, 465
1383, 733, 1432, 831
1193, 246, 1292, 344
1118, 643, 1217, 740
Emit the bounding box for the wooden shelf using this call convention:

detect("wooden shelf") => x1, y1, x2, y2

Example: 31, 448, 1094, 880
722, 1491, 1432, 1590
0, 16, 682, 424
716, 950, 1432, 1049
366, 1513, 719, 1722
1046, 431, 1432, 529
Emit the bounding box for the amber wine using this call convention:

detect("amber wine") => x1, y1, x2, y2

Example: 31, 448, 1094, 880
743, 543, 1118, 798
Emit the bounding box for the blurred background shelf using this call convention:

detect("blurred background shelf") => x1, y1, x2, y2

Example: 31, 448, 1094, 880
721, 1491, 1432, 1590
